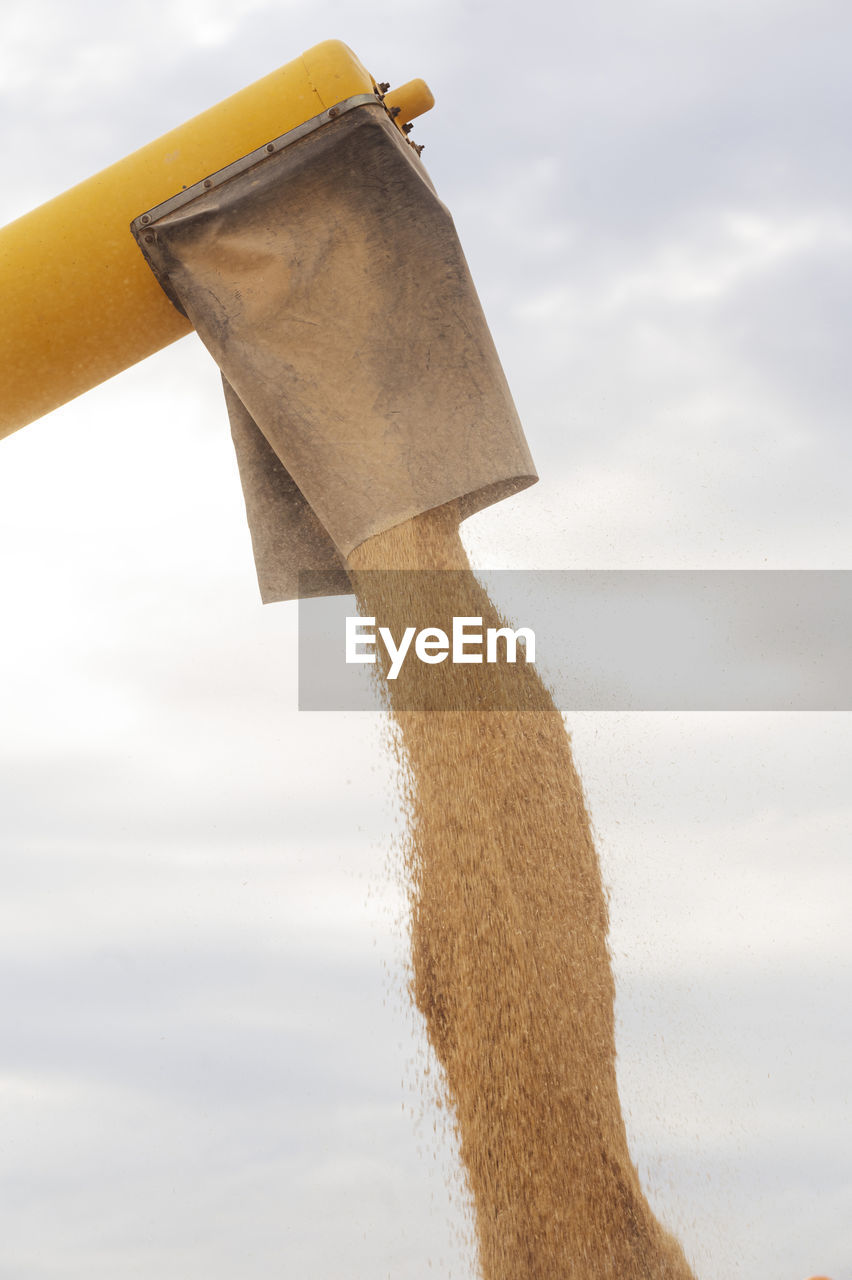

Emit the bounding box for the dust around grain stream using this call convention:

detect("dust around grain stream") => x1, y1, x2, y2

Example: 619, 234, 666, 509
346, 502, 695, 1279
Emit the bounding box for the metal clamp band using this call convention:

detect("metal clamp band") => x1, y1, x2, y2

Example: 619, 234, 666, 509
130, 92, 384, 234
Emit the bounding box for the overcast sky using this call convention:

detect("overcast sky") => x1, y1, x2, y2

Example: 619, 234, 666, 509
1, 2, 851, 1278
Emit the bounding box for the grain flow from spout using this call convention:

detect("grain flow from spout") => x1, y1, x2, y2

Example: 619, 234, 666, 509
346, 501, 696, 1280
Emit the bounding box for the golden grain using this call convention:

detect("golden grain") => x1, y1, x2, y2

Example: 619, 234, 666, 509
347, 502, 695, 1279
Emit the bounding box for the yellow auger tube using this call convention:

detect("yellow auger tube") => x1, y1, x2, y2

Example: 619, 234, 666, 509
0, 41, 433, 440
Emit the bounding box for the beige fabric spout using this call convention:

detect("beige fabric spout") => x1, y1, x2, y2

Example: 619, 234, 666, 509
137, 103, 537, 601
223, 377, 350, 602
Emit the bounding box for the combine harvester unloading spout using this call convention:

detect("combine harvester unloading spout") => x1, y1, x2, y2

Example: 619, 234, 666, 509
0, 39, 536, 605
2, 41, 431, 434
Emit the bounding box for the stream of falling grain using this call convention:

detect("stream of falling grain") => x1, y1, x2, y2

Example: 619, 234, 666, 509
346, 502, 696, 1280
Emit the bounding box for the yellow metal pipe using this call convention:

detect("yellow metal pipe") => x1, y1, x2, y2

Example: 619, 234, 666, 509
385, 78, 435, 124
0, 40, 433, 441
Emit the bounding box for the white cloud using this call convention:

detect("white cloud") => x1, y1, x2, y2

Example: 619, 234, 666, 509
601, 211, 852, 309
